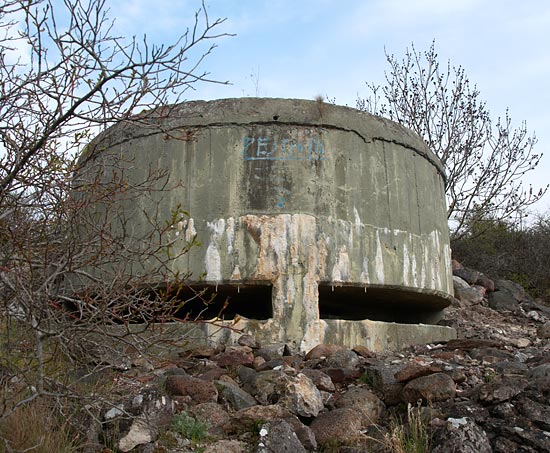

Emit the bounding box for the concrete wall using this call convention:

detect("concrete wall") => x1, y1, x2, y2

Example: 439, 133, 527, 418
79, 98, 456, 351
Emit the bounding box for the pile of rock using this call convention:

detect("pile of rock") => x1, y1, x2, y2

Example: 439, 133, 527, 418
87, 261, 550, 452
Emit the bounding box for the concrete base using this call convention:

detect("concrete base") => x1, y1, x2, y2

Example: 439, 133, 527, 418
122, 318, 456, 355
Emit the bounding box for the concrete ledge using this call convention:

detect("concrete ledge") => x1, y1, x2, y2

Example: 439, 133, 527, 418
113, 318, 456, 355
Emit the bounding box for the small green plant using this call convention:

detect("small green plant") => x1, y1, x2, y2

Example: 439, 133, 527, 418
385, 402, 431, 453
357, 371, 375, 387
171, 413, 209, 443
484, 368, 497, 383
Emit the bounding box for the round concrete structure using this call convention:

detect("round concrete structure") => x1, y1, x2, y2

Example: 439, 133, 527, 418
80, 98, 455, 351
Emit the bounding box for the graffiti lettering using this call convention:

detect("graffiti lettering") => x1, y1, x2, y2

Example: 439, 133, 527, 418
243, 135, 325, 161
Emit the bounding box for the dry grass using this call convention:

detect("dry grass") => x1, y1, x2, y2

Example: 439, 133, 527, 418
0, 398, 81, 453
384, 402, 431, 453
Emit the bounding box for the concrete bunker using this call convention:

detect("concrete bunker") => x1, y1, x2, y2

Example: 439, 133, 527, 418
79, 98, 456, 351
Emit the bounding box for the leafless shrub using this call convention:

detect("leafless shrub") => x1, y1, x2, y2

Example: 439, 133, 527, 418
0, 0, 232, 433
357, 42, 546, 239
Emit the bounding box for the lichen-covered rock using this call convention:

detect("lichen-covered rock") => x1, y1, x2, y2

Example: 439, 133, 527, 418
257, 419, 307, 453
103, 389, 173, 452
432, 418, 492, 453
310, 408, 363, 447
334, 387, 385, 425
215, 379, 258, 410
279, 373, 324, 417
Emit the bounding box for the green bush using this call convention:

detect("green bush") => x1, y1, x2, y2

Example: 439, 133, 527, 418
171, 413, 209, 443
452, 211, 550, 304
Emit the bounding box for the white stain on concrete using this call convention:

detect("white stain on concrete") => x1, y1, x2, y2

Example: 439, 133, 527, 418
204, 219, 226, 281
360, 257, 370, 283
225, 217, 235, 254
374, 230, 385, 284
331, 245, 350, 282
185, 218, 196, 242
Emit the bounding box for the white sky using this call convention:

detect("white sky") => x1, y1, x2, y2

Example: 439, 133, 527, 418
109, 0, 550, 214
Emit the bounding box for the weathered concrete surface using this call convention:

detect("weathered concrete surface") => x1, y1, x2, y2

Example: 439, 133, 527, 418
79, 98, 456, 351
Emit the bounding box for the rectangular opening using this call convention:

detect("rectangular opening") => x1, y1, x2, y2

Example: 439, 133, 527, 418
318, 284, 445, 324
174, 283, 273, 321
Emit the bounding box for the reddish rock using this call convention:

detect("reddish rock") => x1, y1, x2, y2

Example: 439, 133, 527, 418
476, 274, 495, 292
402, 372, 456, 404
213, 346, 254, 367
164, 374, 218, 403
455, 286, 485, 306
188, 402, 231, 435
451, 259, 464, 271
237, 334, 259, 349
321, 367, 361, 384
309, 408, 362, 447
252, 356, 266, 369
352, 345, 375, 359
444, 338, 501, 350
394, 362, 443, 383
334, 387, 385, 425
301, 368, 336, 392
304, 344, 348, 360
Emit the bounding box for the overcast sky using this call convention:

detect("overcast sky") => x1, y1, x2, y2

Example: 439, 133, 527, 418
109, 0, 550, 214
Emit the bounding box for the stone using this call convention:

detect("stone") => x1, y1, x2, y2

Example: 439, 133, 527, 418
106, 389, 173, 452
164, 374, 218, 403
309, 408, 362, 447
455, 286, 485, 305
516, 396, 550, 431
304, 344, 348, 360
365, 364, 404, 405
333, 387, 385, 425
324, 349, 360, 369
488, 290, 521, 312
230, 404, 315, 449
432, 418, 492, 453
394, 362, 443, 383
215, 379, 258, 410
478, 376, 528, 404
188, 402, 231, 436
240, 370, 323, 417
352, 345, 375, 359
212, 346, 254, 367
453, 275, 471, 290
538, 321, 550, 339
321, 367, 361, 384
494, 279, 529, 302
300, 368, 336, 392
468, 347, 514, 364
241, 369, 287, 404
475, 274, 495, 292
257, 419, 306, 453
527, 364, 550, 392
278, 373, 324, 417
237, 334, 259, 349
233, 404, 292, 427
256, 344, 287, 361
453, 267, 481, 285
203, 439, 249, 453
451, 259, 464, 271
402, 372, 456, 404
444, 338, 502, 350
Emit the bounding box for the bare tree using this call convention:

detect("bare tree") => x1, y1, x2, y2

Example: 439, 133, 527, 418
0, 0, 231, 442
357, 42, 546, 239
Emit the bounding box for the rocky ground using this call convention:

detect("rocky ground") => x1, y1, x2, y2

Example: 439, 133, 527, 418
83, 261, 550, 452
